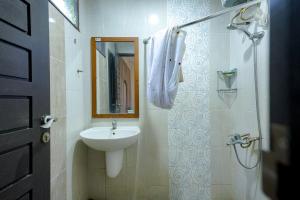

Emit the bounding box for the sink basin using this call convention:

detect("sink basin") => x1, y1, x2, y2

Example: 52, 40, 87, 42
80, 126, 140, 151
80, 126, 140, 177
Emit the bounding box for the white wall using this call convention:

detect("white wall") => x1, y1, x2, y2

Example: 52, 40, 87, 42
208, 1, 233, 199
209, 0, 270, 199
228, 10, 270, 200
82, 0, 169, 199
64, 0, 91, 199
49, 1, 92, 199
49, 4, 67, 200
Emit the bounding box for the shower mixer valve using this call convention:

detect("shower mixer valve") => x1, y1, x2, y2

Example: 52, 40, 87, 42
227, 133, 260, 148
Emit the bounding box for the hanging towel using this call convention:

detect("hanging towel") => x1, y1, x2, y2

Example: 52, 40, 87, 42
147, 27, 187, 109
179, 66, 184, 82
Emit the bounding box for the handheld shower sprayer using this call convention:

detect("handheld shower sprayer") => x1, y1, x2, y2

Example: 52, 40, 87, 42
226, 23, 264, 40
226, 22, 265, 169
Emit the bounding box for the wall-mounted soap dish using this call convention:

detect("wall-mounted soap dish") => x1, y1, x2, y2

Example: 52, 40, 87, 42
217, 68, 237, 93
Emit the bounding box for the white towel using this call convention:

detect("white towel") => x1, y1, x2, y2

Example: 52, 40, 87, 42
147, 27, 187, 109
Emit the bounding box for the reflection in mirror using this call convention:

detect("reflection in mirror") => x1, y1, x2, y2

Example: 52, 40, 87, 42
92, 37, 139, 118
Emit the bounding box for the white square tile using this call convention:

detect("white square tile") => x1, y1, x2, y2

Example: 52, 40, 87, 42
211, 185, 233, 200
87, 169, 106, 200
211, 147, 232, 185
88, 148, 106, 170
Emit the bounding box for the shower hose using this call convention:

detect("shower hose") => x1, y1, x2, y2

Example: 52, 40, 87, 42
233, 37, 263, 169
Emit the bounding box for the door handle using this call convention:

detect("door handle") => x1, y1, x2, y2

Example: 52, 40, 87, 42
40, 115, 57, 128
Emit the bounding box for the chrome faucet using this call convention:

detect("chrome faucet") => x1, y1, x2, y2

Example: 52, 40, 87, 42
112, 120, 117, 130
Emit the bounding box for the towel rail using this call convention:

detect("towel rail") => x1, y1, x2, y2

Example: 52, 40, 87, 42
143, 0, 261, 44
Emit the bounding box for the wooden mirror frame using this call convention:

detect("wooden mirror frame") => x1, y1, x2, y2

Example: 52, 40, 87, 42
91, 37, 139, 118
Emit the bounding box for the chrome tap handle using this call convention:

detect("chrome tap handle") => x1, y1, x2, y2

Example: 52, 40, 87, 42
112, 120, 117, 130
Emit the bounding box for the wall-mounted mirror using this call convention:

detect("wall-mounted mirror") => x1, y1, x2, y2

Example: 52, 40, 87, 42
91, 37, 139, 118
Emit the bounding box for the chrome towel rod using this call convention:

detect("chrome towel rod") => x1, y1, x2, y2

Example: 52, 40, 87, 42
143, 0, 261, 44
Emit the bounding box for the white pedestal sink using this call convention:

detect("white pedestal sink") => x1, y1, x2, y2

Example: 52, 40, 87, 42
80, 126, 140, 177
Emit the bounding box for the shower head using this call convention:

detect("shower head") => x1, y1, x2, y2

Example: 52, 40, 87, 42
227, 23, 265, 40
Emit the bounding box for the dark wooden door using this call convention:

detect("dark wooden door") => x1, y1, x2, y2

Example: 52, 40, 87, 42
0, 0, 50, 199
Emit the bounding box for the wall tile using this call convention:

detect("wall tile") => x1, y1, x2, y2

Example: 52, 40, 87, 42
66, 90, 85, 140
211, 147, 232, 185
88, 169, 106, 200
167, 0, 211, 198
51, 171, 67, 200
147, 186, 169, 200
88, 148, 106, 170
50, 57, 66, 118
144, 109, 169, 153
125, 165, 138, 199
50, 117, 67, 181
49, 5, 65, 62
106, 159, 127, 188
85, 0, 169, 197
69, 140, 88, 200
106, 186, 127, 200
49, 3, 67, 200
170, 183, 211, 200
126, 143, 138, 167
209, 0, 271, 199
168, 91, 209, 131
209, 109, 233, 148
211, 185, 233, 200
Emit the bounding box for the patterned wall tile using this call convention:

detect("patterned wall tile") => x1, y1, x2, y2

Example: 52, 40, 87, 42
167, 0, 211, 199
